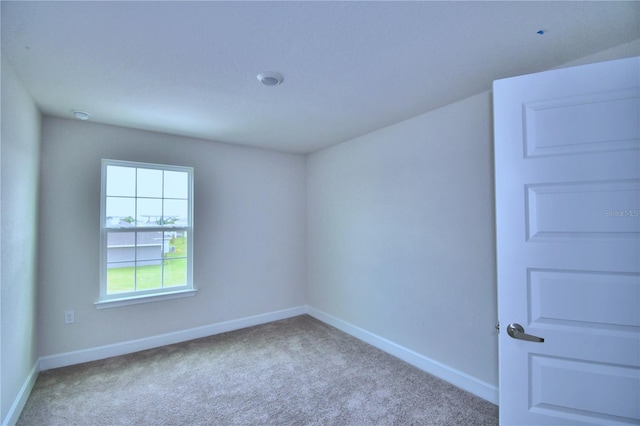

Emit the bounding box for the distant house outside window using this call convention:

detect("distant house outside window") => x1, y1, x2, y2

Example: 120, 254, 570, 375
97, 159, 195, 308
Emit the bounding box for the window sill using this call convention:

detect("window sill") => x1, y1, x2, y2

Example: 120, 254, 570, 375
95, 289, 197, 309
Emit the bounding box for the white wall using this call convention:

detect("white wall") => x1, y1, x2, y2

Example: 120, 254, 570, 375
306, 41, 640, 396
37, 118, 307, 357
1, 57, 42, 422
307, 91, 499, 387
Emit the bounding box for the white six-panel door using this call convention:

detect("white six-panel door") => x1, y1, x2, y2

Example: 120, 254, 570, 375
494, 57, 640, 425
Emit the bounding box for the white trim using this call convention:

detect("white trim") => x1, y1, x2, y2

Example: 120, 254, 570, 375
2, 361, 39, 426
39, 305, 307, 371
94, 288, 197, 309
306, 306, 499, 405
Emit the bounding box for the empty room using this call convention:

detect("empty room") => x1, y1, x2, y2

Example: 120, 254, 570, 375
2, 1, 639, 425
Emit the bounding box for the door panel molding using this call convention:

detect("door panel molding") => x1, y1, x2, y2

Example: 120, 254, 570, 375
530, 354, 640, 424
523, 88, 640, 158
525, 180, 640, 241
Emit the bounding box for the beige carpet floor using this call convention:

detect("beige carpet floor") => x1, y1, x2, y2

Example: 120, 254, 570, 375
17, 315, 498, 425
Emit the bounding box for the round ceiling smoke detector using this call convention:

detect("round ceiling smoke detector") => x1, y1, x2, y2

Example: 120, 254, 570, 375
257, 72, 284, 86
73, 111, 91, 120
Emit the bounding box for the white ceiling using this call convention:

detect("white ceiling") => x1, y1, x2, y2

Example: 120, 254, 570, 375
2, 1, 639, 154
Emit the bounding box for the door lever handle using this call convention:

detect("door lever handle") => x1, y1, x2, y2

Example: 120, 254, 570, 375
507, 323, 544, 342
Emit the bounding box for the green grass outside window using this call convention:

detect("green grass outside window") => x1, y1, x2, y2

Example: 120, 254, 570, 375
107, 237, 187, 294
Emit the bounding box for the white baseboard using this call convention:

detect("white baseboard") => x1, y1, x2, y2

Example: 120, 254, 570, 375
306, 306, 499, 404
9, 303, 496, 426
2, 361, 39, 426
39, 305, 307, 371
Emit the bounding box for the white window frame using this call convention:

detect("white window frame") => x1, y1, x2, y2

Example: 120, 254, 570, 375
96, 159, 196, 309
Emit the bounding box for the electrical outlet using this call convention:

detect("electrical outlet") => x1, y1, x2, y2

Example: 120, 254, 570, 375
64, 310, 75, 324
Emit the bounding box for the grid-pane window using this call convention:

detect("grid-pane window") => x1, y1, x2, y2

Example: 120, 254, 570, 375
99, 160, 194, 304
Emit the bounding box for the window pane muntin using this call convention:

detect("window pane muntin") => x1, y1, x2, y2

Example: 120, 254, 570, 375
106, 166, 135, 197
